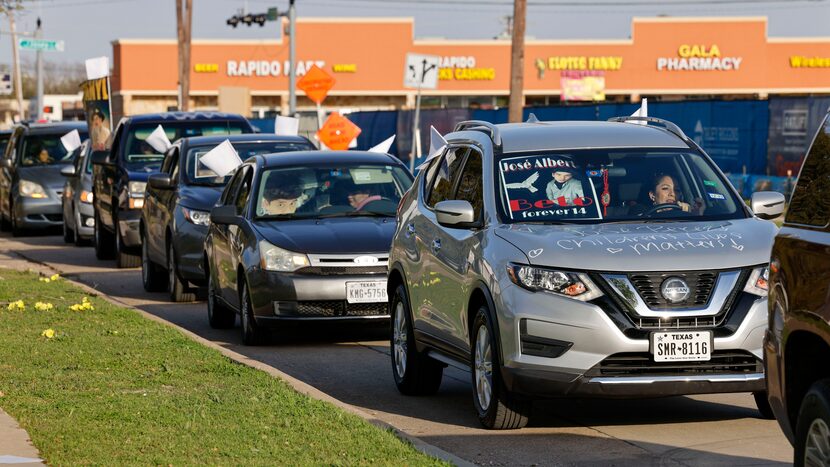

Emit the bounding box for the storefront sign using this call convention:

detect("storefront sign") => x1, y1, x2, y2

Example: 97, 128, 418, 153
194, 63, 218, 73
332, 64, 357, 73
536, 56, 623, 72
789, 56, 830, 68
226, 60, 325, 77
657, 44, 742, 71
437, 55, 495, 81
560, 71, 605, 102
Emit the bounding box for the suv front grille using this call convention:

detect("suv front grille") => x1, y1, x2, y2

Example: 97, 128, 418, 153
629, 271, 717, 308
586, 350, 762, 377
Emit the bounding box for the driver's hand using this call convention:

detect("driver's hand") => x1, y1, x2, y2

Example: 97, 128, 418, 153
678, 201, 691, 212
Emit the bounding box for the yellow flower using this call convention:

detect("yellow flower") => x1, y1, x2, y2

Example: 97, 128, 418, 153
69, 297, 94, 312
41, 329, 55, 339
50, 274, 60, 281
34, 302, 54, 311
6, 300, 25, 311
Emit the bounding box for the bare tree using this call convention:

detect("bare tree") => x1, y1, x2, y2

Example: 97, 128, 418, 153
508, 0, 526, 123
176, 0, 192, 111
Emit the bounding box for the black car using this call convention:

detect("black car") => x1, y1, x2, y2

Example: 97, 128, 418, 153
92, 112, 255, 268
0, 122, 88, 236
766, 108, 830, 466
205, 150, 413, 345
141, 134, 316, 302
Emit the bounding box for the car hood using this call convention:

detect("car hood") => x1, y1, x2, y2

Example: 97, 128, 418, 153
179, 185, 223, 211
126, 170, 157, 182
253, 217, 396, 254
494, 218, 777, 272
18, 165, 67, 189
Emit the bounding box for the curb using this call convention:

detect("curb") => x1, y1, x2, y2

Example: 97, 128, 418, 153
5, 251, 474, 467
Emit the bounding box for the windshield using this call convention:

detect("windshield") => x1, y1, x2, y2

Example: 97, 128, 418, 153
497, 149, 745, 224
123, 121, 249, 172
19, 132, 88, 166
255, 164, 413, 220
186, 141, 312, 186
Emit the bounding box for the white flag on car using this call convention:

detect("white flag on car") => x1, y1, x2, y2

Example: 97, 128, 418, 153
274, 115, 299, 136
60, 130, 82, 153
416, 126, 447, 170
199, 140, 242, 177
629, 98, 648, 125
368, 135, 395, 154
145, 125, 172, 153
85, 56, 110, 80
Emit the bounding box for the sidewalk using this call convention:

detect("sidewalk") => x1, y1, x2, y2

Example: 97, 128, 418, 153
0, 408, 42, 465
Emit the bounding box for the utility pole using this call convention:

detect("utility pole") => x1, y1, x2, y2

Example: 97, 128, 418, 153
508, 0, 526, 123
36, 17, 43, 120
176, 0, 192, 111
288, 0, 296, 116
8, 9, 24, 122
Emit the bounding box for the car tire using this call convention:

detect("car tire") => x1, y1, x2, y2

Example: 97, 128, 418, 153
94, 211, 115, 260
754, 391, 775, 420
207, 271, 235, 329
471, 306, 531, 430
115, 215, 140, 268
390, 284, 443, 395
240, 282, 265, 345
10, 200, 23, 237
168, 243, 195, 302
795, 378, 830, 467
141, 239, 167, 292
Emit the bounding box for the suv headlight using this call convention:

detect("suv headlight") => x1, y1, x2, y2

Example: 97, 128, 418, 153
259, 240, 310, 272
80, 190, 94, 204
182, 207, 210, 226
743, 266, 769, 297
507, 264, 603, 301
128, 181, 147, 198
19, 180, 47, 198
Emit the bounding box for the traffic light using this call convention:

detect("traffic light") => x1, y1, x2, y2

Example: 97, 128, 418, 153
42, 106, 53, 114
226, 15, 239, 27
253, 14, 267, 27
226, 10, 278, 28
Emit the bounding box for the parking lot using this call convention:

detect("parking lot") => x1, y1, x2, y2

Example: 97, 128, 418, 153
0, 231, 793, 466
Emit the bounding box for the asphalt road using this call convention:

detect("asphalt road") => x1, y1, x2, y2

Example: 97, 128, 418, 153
0, 231, 794, 466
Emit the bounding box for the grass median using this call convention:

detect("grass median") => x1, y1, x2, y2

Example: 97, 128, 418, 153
0, 268, 443, 466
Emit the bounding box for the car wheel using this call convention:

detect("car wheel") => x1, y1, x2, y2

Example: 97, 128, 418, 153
390, 284, 443, 395
10, 200, 23, 237
115, 216, 140, 268
754, 391, 775, 420
141, 239, 167, 292
471, 306, 531, 430
207, 271, 235, 329
94, 211, 114, 260
240, 282, 265, 345
167, 242, 195, 302
795, 379, 830, 467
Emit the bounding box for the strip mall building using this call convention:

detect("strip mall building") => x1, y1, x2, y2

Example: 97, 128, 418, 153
111, 16, 830, 118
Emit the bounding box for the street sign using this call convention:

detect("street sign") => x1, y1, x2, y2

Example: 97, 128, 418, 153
296, 65, 336, 105
18, 39, 64, 52
404, 53, 440, 90
0, 74, 11, 95
317, 112, 361, 150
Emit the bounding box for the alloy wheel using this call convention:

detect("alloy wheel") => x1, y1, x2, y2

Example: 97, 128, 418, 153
474, 325, 493, 411
805, 417, 830, 467
393, 302, 407, 378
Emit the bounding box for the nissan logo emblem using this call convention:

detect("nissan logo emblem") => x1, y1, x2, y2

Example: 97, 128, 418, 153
661, 277, 690, 303
354, 256, 379, 265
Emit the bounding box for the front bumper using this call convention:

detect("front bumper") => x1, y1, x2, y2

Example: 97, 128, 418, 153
117, 208, 142, 247
14, 194, 62, 229
247, 267, 389, 326
494, 282, 768, 397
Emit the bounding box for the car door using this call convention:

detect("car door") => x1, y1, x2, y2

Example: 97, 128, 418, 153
213, 166, 251, 306
429, 147, 485, 351
145, 145, 178, 263
409, 146, 469, 347
224, 166, 254, 309
95, 123, 124, 230
158, 146, 181, 260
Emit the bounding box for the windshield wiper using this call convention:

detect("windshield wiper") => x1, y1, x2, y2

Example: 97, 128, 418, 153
317, 210, 392, 218
257, 214, 298, 221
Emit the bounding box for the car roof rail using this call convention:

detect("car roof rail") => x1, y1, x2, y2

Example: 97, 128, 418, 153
453, 120, 502, 146
607, 116, 689, 141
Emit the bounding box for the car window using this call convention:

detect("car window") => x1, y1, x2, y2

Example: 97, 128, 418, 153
185, 141, 312, 187
497, 149, 744, 224
122, 121, 250, 172
427, 147, 469, 208
255, 164, 413, 219
160, 146, 178, 175
786, 114, 830, 227
222, 168, 245, 206
19, 132, 89, 166
453, 148, 484, 223
234, 170, 253, 216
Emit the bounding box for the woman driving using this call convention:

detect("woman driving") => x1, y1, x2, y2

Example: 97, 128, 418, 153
636, 173, 704, 216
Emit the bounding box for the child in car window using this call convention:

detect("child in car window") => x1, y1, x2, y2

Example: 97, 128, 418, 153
36, 148, 53, 165
260, 176, 303, 216
545, 165, 584, 206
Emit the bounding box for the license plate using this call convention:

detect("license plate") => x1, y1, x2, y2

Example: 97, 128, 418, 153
346, 281, 388, 304
651, 330, 712, 362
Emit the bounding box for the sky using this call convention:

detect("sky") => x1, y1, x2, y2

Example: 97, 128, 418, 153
0, 0, 828, 68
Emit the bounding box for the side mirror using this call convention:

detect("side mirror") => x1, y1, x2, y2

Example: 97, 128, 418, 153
1, 159, 13, 169
210, 205, 241, 226
90, 150, 109, 165
148, 173, 175, 190
435, 200, 479, 229
751, 191, 786, 220
60, 165, 77, 177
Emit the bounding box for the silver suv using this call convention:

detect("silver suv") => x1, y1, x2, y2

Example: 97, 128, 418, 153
388, 117, 785, 429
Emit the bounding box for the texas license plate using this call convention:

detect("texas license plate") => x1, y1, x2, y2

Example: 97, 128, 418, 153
651, 331, 712, 362
346, 281, 388, 304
